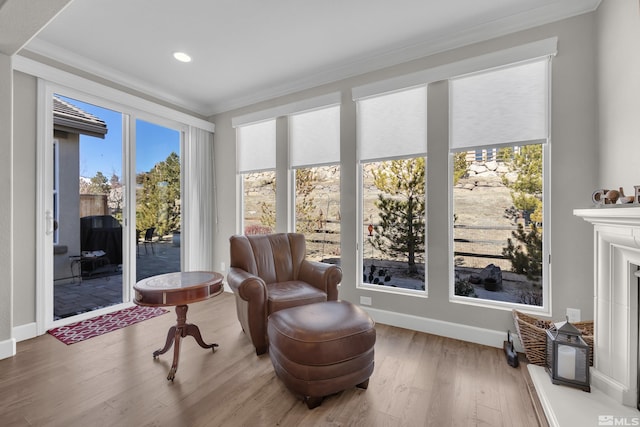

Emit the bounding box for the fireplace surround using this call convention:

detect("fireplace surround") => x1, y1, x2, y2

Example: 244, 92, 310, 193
574, 206, 640, 408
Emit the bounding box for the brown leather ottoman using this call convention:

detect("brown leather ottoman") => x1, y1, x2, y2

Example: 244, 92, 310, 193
267, 300, 376, 409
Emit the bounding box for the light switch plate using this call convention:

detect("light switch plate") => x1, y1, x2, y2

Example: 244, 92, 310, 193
566, 308, 581, 323
360, 296, 372, 306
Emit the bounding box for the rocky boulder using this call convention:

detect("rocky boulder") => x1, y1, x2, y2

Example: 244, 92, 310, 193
469, 263, 503, 291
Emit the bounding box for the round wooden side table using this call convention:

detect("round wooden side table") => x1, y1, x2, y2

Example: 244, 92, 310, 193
134, 271, 224, 380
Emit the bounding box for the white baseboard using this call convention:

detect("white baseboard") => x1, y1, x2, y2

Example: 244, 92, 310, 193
360, 306, 523, 352
590, 369, 630, 407
13, 322, 38, 343
0, 337, 16, 360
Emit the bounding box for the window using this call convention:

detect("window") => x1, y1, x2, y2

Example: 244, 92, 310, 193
236, 119, 277, 235
449, 58, 550, 309
289, 105, 341, 264
356, 86, 427, 292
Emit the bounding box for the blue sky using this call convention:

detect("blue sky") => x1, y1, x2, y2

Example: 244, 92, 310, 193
58, 95, 180, 179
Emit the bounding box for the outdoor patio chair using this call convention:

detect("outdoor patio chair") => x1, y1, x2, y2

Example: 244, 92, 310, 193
143, 227, 156, 255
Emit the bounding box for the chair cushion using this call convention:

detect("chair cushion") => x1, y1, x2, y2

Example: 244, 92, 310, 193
267, 281, 327, 313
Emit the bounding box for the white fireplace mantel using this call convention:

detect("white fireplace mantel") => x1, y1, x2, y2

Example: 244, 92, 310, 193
574, 205, 640, 408
575, 205, 640, 228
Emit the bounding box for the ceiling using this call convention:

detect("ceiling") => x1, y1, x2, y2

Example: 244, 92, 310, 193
15, 0, 600, 117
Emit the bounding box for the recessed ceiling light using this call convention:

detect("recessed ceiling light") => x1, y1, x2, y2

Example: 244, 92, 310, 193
173, 52, 192, 63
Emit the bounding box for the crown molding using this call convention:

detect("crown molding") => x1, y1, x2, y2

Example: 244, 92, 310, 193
24, 38, 212, 116
14, 55, 215, 132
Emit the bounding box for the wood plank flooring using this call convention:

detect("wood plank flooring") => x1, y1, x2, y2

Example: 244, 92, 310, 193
0, 293, 547, 426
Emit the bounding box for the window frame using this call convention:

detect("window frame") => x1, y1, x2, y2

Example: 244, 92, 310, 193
357, 156, 428, 297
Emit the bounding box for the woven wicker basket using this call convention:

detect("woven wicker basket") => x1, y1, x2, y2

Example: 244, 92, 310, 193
512, 309, 594, 366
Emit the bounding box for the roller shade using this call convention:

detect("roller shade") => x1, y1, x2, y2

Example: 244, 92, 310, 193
357, 85, 427, 162
289, 105, 340, 168
450, 58, 550, 151
236, 119, 276, 173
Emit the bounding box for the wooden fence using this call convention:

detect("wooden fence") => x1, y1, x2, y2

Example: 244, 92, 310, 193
301, 219, 341, 262
80, 194, 107, 217
453, 223, 518, 270
257, 219, 519, 271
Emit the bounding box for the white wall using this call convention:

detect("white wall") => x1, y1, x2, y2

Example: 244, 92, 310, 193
12, 71, 37, 327
53, 133, 80, 282
597, 0, 640, 188
0, 52, 15, 358
211, 12, 600, 343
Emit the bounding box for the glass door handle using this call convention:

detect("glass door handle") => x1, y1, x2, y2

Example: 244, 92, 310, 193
45, 210, 54, 235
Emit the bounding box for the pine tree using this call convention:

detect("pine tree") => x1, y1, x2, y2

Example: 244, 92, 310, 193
81, 171, 111, 194
508, 144, 542, 224
107, 172, 123, 220
502, 144, 543, 280
136, 152, 181, 237
453, 152, 468, 185
502, 223, 542, 280
371, 158, 426, 274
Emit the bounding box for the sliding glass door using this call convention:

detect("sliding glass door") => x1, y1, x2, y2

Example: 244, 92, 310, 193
52, 94, 125, 320
48, 94, 183, 325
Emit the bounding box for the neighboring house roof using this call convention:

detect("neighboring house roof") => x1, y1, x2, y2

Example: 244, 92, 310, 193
53, 95, 108, 139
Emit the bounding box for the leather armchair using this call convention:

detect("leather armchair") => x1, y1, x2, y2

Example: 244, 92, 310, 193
227, 233, 342, 355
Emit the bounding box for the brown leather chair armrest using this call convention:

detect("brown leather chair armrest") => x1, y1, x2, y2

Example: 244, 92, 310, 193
227, 267, 268, 303
227, 266, 269, 355
298, 260, 342, 301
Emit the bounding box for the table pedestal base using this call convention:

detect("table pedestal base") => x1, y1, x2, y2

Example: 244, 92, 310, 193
153, 304, 218, 380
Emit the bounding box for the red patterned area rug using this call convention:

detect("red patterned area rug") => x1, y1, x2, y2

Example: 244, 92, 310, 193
48, 306, 168, 345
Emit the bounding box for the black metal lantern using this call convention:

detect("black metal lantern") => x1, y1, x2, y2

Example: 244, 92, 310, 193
545, 318, 590, 392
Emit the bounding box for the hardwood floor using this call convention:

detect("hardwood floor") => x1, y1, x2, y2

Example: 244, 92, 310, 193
0, 293, 547, 426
